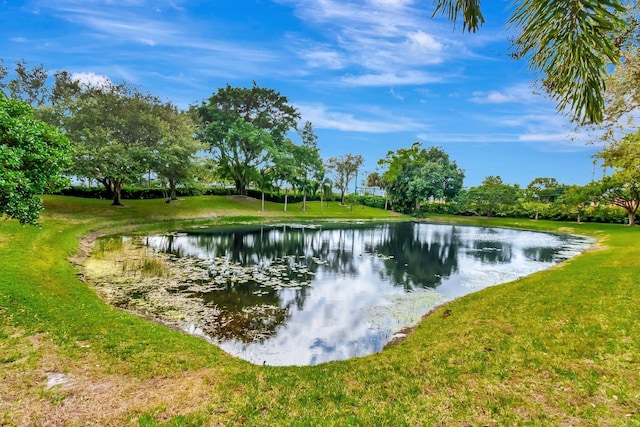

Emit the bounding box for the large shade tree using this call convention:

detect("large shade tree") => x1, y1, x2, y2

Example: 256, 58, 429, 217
60, 81, 172, 205
466, 176, 521, 217
378, 143, 464, 213
0, 95, 71, 225
596, 132, 640, 225
195, 82, 300, 195
525, 177, 565, 220
556, 182, 601, 223
435, 0, 630, 124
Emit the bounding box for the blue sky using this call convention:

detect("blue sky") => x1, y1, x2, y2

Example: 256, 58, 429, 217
1, 0, 601, 187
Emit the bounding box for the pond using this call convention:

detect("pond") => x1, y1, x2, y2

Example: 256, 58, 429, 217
86, 222, 594, 366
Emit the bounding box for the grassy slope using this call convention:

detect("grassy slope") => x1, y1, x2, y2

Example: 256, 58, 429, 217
1, 196, 639, 426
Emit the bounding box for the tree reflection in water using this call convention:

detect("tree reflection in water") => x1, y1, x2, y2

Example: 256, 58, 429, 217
119, 222, 593, 366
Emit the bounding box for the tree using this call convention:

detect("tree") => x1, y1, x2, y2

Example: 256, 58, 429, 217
61, 81, 170, 205
153, 105, 203, 202
378, 143, 464, 213
595, 132, 640, 225
0, 96, 71, 225
594, 3, 640, 129
0, 60, 7, 95
435, 0, 629, 124
6, 60, 50, 107
292, 121, 324, 211
326, 154, 364, 204
525, 177, 564, 220
556, 183, 600, 223
203, 116, 274, 196
467, 176, 521, 217
365, 171, 382, 190
195, 82, 300, 195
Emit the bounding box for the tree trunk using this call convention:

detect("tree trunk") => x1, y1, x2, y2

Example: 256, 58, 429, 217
99, 178, 114, 199
112, 181, 123, 206
169, 179, 177, 200
303, 191, 307, 212
534, 211, 539, 221
629, 212, 636, 226
234, 179, 246, 195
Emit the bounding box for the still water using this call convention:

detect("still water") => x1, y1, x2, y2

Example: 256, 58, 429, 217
90, 222, 593, 366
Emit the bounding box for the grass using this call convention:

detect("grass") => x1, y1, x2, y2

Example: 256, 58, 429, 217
1, 195, 639, 425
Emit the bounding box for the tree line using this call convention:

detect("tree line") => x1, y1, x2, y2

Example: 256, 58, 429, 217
1, 38, 640, 226
357, 139, 638, 225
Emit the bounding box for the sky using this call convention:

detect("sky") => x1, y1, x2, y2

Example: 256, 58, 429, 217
1, 0, 603, 188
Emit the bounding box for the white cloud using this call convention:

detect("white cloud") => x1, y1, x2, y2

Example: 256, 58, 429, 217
469, 84, 538, 104
404, 31, 442, 55
518, 132, 580, 143
297, 102, 425, 133
139, 38, 157, 46
340, 71, 442, 86
52, 7, 178, 46
302, 49, 346, 70
389, 88, 404, 100
417, 132, 519, 144
277, 0, 466, 86
71, 71, 113, 89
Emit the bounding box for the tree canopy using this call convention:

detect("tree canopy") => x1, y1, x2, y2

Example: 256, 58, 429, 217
195, 82, 301, 195
378, 143, 464, 213
327, 154, 364, 205
0, 95, 71, 225
57, 80, 189, 205
596, 132, 640, 225
466, 176, 521, 217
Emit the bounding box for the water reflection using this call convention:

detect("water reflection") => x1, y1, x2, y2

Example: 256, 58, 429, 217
96, 222, 593, 366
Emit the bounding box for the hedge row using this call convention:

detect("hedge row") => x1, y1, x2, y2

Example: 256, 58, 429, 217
58, 186, 235, 199
415, 201, 631, 224
57, 186, 329, 203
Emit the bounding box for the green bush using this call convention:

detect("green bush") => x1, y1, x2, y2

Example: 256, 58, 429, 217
58, 185, 233, 199
415, 200, 631, 224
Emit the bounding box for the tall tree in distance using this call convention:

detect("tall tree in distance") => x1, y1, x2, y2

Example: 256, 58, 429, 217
326, 154, 364, 205
195, 82, 300, 195
378, 143, 464, 213
294, 121, 324, 211
61, 80, 170, 205
153, 104, 203, 202
467, 176, 521, 217
3, 59, 50, 107
525, 177, 564, 220
556, 183, 601, 223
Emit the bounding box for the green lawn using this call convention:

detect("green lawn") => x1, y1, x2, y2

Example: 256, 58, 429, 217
1, 195, 639, 426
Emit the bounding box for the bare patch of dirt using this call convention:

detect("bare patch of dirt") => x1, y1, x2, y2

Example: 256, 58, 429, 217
583, 242, 608, 253
1, 332, 226, 426
68, 231, 101, 269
